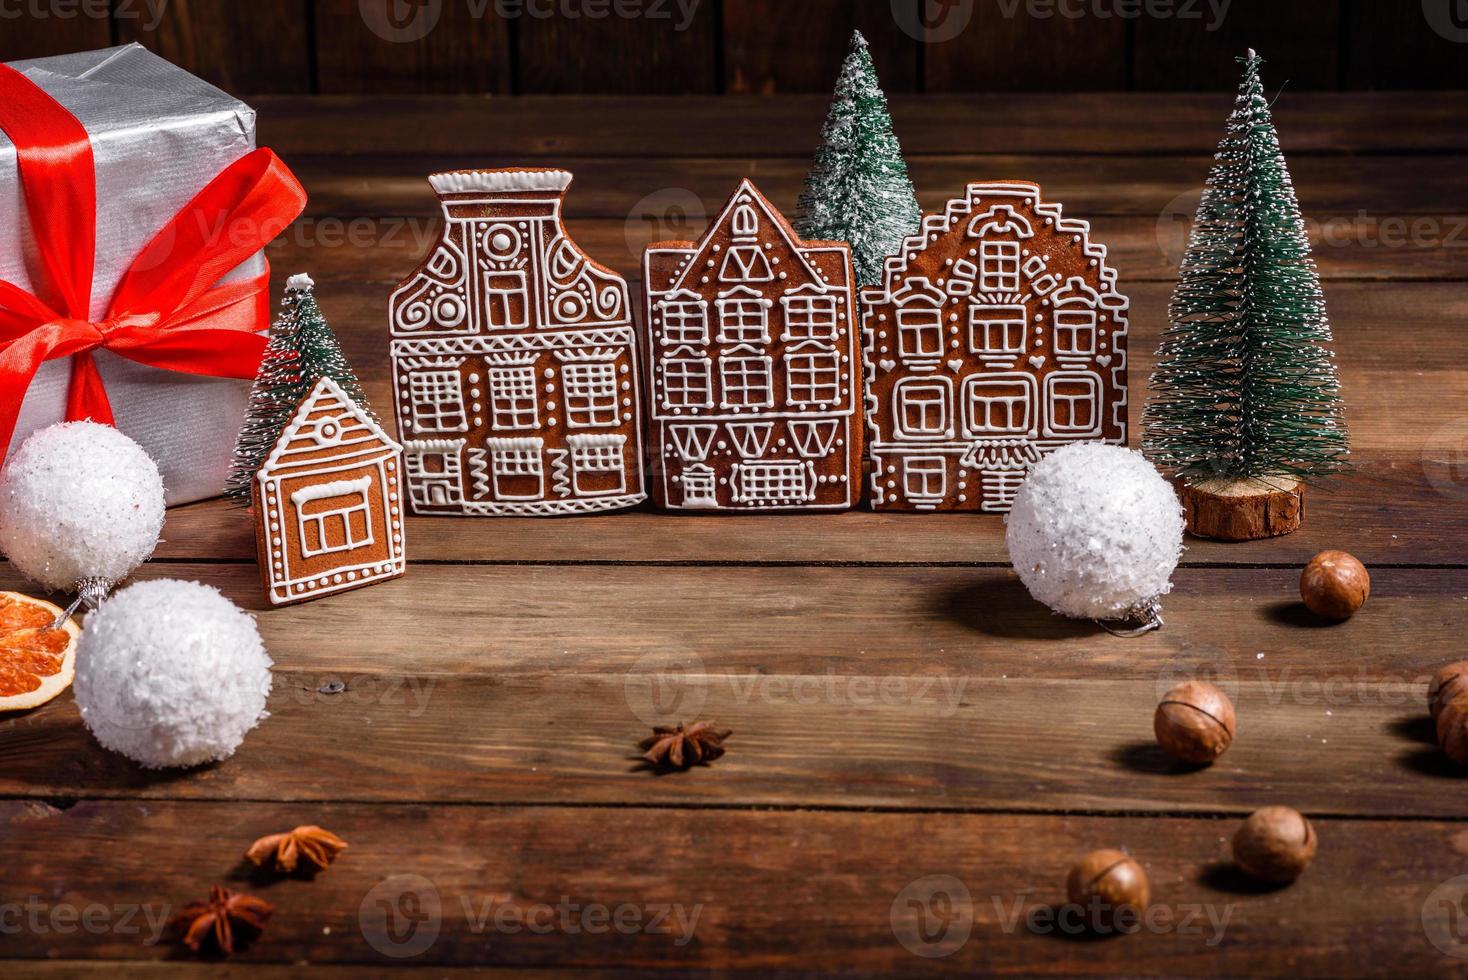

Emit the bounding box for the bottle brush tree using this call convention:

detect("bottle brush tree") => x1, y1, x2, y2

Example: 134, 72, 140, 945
1143, 50, 1348, 541
796, 31, 922, 287
225, 274, 373, 505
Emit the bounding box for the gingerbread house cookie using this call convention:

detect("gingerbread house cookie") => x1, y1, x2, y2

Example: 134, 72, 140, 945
389, 169, 646, 516
861, 181, 1129, 513
254, 376, 407, 606
642, 180, 863, 511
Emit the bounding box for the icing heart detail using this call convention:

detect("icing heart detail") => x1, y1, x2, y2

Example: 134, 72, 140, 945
1028, 355, 1046, 369
879, 359, 897, 372
947, 359, 964, 373
1096, 354, 1113, 366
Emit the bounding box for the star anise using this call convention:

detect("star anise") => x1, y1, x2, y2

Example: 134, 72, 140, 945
245, 825, 348, 874
640, 722, 732, 769
170, 885, 273, 957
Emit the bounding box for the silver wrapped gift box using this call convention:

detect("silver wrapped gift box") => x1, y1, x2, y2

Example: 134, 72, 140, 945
0, 44, 271, 505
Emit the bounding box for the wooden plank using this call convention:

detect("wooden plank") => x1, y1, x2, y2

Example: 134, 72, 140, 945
513, 0, 718, 94
2, 566, 1465, 814
4, 801, 1465, 973
0, 6, 111, 62
253, 93, 1468, 156
1132, 0, 1340, 91
312, 0, 511, 94
921, 5, 1128, 92
266, 215, 1468, 285
1345, 0, 1468, 91
157, 458, 1468, 567
114, 0, 311, 94
285, 152, 1468, 219
721, 0, 918, 94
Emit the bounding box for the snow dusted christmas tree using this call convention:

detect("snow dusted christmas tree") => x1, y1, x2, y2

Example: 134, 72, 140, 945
224, 274, 373, 504
1143, 50, 1348, 541
796, 31, 922, 286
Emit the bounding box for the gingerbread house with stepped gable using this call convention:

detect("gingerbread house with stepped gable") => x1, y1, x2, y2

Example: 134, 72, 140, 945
254, 376, 406, 607
389, 169, 646, 516
642, 180, 862, 511
861, 181, 1129, 512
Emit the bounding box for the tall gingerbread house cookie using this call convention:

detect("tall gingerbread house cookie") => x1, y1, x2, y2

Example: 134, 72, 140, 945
642, 180, 863, 511
389, 169, 646, 516
861, 181, 1129, 513
254, 376, 406, 606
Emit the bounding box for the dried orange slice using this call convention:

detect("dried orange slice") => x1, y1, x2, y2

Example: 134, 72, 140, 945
0, 591, 79, 712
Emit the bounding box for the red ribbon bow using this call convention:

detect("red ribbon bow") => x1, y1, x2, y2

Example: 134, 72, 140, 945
0, 62, 307, 451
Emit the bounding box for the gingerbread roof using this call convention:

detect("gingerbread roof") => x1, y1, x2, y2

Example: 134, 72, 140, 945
656, 179, 830, 293
866, 181, 1121, 299
259, 376, 402, 480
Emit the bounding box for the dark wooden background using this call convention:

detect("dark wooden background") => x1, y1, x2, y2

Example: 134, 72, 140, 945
3, 0, 1466, 95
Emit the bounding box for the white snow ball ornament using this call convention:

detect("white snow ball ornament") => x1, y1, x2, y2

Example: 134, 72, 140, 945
75, 580, 273, 769
1005, 443, 1185, 635
0, 422, 164, 609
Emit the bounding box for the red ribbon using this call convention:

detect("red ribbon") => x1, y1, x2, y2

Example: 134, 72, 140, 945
0, 62, 307, 450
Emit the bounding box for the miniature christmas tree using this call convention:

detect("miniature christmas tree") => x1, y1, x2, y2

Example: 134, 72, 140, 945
224, 274, 373, 505
795, 31, 922, 286
1143, 50, 1348, 541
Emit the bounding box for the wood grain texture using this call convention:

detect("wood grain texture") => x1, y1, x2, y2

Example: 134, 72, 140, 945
253, 92, 1468, 155
1132, 0, 1341, 91
0, 5, 111, 62
513, 0, 718, 94
722, 0, 919, 94
1345, 0, 1468, 90
285, 152, 1468, 219
114, 0, 312, 94
313, 0, 511, 94
922, 7, 1128, 92
4, 801, 1468, 973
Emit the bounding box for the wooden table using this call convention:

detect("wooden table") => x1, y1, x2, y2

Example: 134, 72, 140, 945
4, 92, 1467, 977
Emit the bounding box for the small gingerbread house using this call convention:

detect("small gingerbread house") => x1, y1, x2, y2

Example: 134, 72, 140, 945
861, 181, 1130, 513
642, 180, 863, 511
254, 376, 407, 606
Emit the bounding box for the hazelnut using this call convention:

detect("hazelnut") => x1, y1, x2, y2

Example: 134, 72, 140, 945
1154, 681, 1236, 764
1429, 662, 1468, 720
1299, 550, 1369, 620
1066, 849, 1150, 930
1436, 695, 1468, 765
1232, 806, 1317, 882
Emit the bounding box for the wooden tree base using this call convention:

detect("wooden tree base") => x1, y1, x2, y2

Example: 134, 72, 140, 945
1179, 477, 1305, 542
